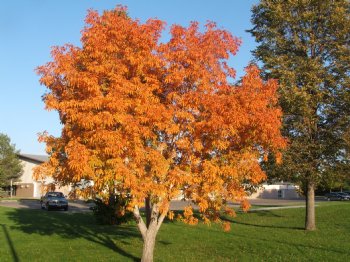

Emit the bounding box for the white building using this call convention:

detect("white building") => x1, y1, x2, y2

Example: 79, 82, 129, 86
249, 182, 301, 199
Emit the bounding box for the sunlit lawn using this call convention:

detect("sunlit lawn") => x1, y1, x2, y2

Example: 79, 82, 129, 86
0, 202, 349, 261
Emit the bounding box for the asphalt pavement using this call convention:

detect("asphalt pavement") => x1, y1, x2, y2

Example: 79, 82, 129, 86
0, 199, 94, 213
0, 198, 316, 213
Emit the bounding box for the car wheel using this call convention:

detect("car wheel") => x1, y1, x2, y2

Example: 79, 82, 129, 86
64, 206, 68, 211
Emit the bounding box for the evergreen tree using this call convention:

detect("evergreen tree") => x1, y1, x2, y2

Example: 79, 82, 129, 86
0, 133, 23, 187
249, 0, 350, 230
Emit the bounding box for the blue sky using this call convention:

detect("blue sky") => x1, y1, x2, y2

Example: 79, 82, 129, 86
0, 0, 258, 155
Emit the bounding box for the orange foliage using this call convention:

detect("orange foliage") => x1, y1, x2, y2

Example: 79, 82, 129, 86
167, 211, 175, 220
240, 199, 251, 213
183, 206, 199, 225
222, 221, 231, 232
36, 6, 286, 231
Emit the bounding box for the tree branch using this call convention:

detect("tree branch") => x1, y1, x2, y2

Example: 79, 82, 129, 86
156, 211, 167, 232
133, 205, 147, 239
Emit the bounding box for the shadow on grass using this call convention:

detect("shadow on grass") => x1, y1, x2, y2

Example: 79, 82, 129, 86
229, 219, 304, 230
1, 224, 19, 262
247, 210, 284, 217
6, 208, 140, 261
230, 228, 350, 256
221, 210, 304, 230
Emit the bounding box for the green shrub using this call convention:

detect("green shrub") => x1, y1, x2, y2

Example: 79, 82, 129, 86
92, 194, 133, 225
0, 188, 7, 198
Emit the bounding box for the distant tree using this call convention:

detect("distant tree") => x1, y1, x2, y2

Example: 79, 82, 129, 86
36, 6, 286, 262
0, 133, 23, 187
320, 163, 350, 192
249, 0, 350, 230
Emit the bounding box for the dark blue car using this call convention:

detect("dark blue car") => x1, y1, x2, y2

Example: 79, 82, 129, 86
324, 192, 350, 201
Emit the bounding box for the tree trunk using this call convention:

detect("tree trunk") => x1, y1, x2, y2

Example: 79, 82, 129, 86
133, 203, 167, 262
141, 228, 157, 262
305, 181, 316, 231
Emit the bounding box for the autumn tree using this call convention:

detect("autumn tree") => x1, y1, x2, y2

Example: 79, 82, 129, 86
249, 0, 350, 230
0, 133, 23, 188
36, 6, 285, 261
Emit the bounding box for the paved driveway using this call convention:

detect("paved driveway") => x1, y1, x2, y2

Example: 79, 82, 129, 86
0, 198, 314, 212
0, 199, 93, 213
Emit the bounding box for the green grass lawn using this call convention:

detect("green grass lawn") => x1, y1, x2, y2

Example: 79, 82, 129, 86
0, 202, 349, 262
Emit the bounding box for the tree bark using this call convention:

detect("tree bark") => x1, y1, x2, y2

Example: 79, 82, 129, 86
141, 226, 157, 262
134, 203, 168, 262
305, 181, 316, 231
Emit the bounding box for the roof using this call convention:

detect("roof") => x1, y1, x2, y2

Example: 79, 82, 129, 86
18, 154, 48, 163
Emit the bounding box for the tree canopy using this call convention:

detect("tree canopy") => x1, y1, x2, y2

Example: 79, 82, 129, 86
0, 133, 23, 187
249, 0, 350, 230
36, 6, 286, 261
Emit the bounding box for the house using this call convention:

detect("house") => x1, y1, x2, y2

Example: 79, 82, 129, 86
15, 154, 301, 200
14, 154, 71, 198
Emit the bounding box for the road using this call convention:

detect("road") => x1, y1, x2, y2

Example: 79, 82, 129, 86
0, 198, 319, 212
0, 199, 93, 213
169, 198, 309, 210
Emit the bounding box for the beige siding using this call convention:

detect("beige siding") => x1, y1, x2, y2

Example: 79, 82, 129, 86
17, 158, 71, 198
20, 160, 38, 183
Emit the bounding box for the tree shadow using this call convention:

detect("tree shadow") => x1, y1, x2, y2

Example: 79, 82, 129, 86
158, 240, 172, 246
230, 229, 350, 256
220, 210, 304, 230
1, 224, 19, 262
5, 208, 140, 261
229, 219, 304, 230
247, 210, 284, 217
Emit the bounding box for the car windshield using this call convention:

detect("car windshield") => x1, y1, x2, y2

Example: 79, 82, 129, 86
47, 192, 64, 198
